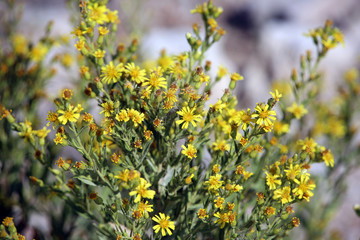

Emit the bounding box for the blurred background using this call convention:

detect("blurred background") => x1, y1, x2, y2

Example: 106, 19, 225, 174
5, 0, 360, 239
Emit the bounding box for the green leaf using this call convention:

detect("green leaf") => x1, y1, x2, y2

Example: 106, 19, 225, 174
76, 176, 97, 186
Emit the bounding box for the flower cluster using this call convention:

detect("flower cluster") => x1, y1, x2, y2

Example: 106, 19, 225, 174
1, 1, 358, 240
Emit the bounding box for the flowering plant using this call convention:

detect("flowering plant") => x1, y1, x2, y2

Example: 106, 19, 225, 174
1, 0, 359, 239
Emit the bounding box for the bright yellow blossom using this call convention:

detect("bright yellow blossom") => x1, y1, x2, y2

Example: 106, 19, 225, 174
176, 106, 202, 129
293, 173, 316, 201
125, 63, 147, 84
265, 172, 281, 190
273, 186, 293, 204
101, 61, 124, 84
93, 49, 105, 58
100, 101, 114, 117
181, 144, 197, 159
214, 212, 229, 228
252, 103, 277, 126
129, 178, 156, 203
152, 213, 175, 236
57, 105, 81, 125
143, 71, 167, 91
204, 174, 224, 194
88, 3, 108, 24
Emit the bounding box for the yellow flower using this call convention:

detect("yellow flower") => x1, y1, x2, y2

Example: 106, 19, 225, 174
116, 109, 130, 122
93, 49, 105, 58
74, 40, 85, 51
321, 149, 334, 167
287, 102, 308, 119
209, 100, 226, 113
181, 144, 197, 159
176, 105, 202, 129
236, 109, 254, 130
164, 88, 178, 103
88, 3, 108, 24
284, 164, 301, 181
125, 63, 147, 84
185, 174, 194, 184
273, 186, 293, 204
101, 61, 124, 84
54, 133, 66, 145
152, 213, 175, 236
292, 217, 300, 227
273, 121, 289, 135
264, 206, 276, 216
230, 72, 243, 81
138, 201, 153, 214
212, 139, 230, 152
106, 10, 119, 23
98, 26, 109, 36
297, 137, 317, 154
197, 208, 209, 219
129, 178, 156, 203
265, 172, 281, 190
204, 174, 224, 194
214, 212, 229, 228
57, 105, 81, 125
252, 103, 277, 126
243, 171, 253, 181
270, 89, 282, 102
217, 64, 228, 78
12, 34, 28, 55
293, 173, 316, 201
143, 71, 167, 91
100, 101, 114, 117
2, 217, 13, 226
214, 197, 225, 209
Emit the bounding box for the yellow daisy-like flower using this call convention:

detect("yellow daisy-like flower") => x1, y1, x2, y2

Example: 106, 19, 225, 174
214, 212, 229, 228
164, 88, 178, 103
125, 63, 147, 84
270, 89, 282, 102
321, 149, 334, 167
252, 103, 277, 126
57, 105, 81, 125
129, 178, 156, 203
93, 49, 105, 59
101, 62, 124, 84
152, 213, 175, 236
212, 139, 230, 152
98, 26, 109, 36
287, 102, 308, 119
88, 3, 108, 24
181, 144, 197, 159
273, 186, 293, 204
106, 10, 120, 24
100, 101, 114, 117
138, 201, 153, 214
204, 174, 224, 194
74, 40, 85, 51
176, 105, 202, 129
265, 172, 281, 190
284, 164, 301, 181
293, 173, 316, 201
143, 71, 167, 91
